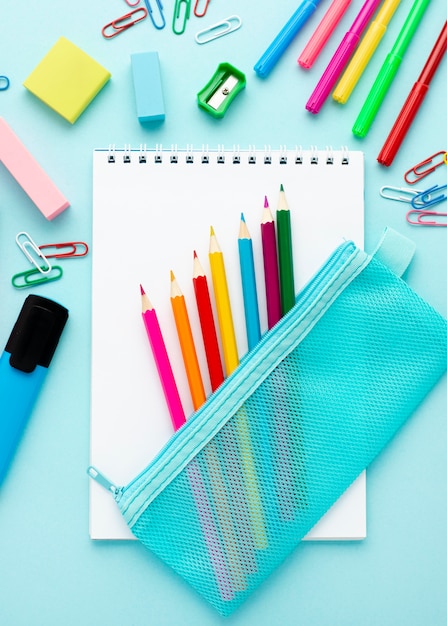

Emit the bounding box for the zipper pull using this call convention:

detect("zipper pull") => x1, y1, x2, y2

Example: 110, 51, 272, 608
87, 466, 122, 500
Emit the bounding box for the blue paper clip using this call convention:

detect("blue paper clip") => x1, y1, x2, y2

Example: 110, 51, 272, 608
0, 75, 10, 91
11, 266, 63, 289
411, 184, 447, 210
144, 0, 165, 29
172, 0, 191, 34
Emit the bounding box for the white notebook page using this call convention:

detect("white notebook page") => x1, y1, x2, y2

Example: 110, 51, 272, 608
90, 146, 366, 540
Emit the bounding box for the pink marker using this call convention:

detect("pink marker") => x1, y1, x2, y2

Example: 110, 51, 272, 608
0, 117, 69, 220
298, 0, 353, 69
305, 0, 382, 113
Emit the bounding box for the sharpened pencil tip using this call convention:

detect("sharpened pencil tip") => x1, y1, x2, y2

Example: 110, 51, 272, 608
210, 225, 215, 236
140, 284, 145, 295
193, 250, 197, 259
241, 212, 245, 222
170, 270, 175, 281
264, 195, 269, 208
280, 183, 284, 192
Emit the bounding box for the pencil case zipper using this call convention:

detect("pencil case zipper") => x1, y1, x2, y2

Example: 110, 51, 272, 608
89, 240, 369, 526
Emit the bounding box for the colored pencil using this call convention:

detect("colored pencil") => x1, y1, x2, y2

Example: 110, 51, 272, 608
170, 271, 206, 411
208, 226, 239, 376
140, 285, 186, 431
261, 197, 282, 329
140, 285, 234, 599
192, 251, 224, 392
171, 270, 247, 590
238, 213, 261, 351
209, 226, 268, 550
276, 185, 296, 315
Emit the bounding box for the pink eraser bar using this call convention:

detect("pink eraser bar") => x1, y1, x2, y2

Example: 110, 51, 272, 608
0, 117, 69, 220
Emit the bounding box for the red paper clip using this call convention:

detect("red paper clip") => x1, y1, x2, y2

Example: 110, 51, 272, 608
404, 150, 447, 184
194, 0, 211, 17
102, 7, 148, 38
39, 241, 89, 258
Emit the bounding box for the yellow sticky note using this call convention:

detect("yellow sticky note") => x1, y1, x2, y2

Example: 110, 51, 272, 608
23, 37, 111, 124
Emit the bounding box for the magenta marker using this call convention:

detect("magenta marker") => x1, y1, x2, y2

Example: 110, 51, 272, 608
306, 0, 382, 113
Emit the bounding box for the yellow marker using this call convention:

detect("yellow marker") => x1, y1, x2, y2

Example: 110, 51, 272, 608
333, 0, 401, 104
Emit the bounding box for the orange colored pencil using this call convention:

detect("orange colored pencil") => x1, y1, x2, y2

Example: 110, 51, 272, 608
170, 271, 206, 411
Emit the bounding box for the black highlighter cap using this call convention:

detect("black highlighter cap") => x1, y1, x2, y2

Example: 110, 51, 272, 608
5, 295, 69, 373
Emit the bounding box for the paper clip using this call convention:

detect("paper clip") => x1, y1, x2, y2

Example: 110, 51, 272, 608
195, 15, 242, 44
102, 7, 148, 38
411, 184, 447, 210
404, 151, 447, 184
12, 266, 63, 289
406, 210, 447, 227
39, 241, 89, 259
0, 75, 10, 91
379, 186, 425, 204
16, 232, 52, 275
144, 0, 165, 29
194, 0, 211, 17
172, 0, 191, 35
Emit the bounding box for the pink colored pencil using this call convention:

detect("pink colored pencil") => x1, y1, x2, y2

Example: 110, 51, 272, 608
140, 285, 186, 431
140, 285, 234, 600
261, 197, 282, 329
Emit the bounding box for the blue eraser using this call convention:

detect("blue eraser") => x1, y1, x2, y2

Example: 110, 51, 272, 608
131, 52, 165, 123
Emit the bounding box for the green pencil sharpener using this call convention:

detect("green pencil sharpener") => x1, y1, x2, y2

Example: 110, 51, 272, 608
197, 62, 246, 118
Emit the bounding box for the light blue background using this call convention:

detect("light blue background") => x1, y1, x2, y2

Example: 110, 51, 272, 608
1, 1, 446, 624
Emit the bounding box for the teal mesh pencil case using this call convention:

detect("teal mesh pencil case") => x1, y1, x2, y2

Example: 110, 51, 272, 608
89, 228, 447, 615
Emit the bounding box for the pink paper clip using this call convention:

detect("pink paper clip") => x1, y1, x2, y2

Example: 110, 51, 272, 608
102, 7, 148, 38
406, 209, 447, 227
39, 241, 89, 258
404, 150, 447, 184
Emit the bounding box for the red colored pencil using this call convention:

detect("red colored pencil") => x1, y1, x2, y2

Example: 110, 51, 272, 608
192, 251, 224, 392
261, 196, 282, 329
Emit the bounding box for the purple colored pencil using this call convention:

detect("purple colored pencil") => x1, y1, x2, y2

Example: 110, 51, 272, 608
261, 196, 282, 329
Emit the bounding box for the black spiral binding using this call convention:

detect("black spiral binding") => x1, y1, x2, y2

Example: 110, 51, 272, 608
106, 144, 350, 166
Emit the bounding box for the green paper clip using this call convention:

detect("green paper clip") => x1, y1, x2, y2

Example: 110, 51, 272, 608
197, 62, 246, 118
12, 265, 63, 289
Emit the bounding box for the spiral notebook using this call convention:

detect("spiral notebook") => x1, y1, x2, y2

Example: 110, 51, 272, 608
90, 145, 366, 540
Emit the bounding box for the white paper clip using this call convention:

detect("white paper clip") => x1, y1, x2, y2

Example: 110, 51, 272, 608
16, 231, 52, 274
195, 15, 242, 44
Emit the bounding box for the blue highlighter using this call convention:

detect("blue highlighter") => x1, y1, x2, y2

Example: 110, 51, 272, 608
0, 295, 68, 486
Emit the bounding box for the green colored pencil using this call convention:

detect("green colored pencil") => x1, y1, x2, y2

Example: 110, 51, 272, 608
276, 184, 295, 315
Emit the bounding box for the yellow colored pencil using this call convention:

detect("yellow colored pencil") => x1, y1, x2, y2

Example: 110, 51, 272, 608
208, 226, 239, 376
208, 226, 268, 550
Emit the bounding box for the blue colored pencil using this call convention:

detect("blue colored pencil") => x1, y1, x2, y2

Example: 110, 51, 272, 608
238, 213, 261, 351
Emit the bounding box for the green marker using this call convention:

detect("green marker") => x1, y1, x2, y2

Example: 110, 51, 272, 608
276, 184, 296, 315
352, 0, 430, 138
